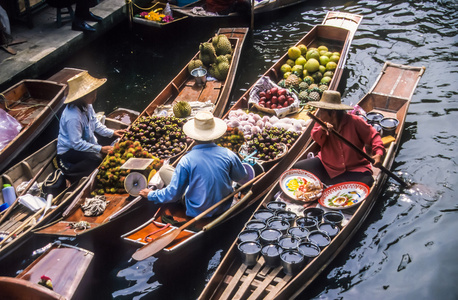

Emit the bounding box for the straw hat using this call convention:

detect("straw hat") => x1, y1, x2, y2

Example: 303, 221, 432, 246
64, 71, 107, 104
183, 111, 227, 141
308, 90, 354, 110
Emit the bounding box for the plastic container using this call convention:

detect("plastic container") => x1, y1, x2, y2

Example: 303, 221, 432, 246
380, 117, 399, 137
237, 229, 260, 244
238, 241, 262, 267
2, 184, 16, 206
0, 202, 9, 212
261, 243, 281, 267
280, 249, 304, 275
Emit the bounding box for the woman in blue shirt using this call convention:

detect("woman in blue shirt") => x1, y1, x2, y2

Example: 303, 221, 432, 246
57, 71, 125, 182
139, 111, 247, 218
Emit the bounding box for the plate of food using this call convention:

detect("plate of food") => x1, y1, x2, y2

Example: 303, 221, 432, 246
318, 182, 370, 209
279, 169, 323, 202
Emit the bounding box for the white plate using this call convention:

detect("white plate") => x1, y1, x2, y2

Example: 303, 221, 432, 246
318, 182, 370, 210
279, 169, 322, 201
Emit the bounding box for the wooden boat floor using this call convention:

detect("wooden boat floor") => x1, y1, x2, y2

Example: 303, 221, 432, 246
37, 193, 133, 236
0, 206, 29, 233
124, 202, 219, 249
218, 256, 294, 300
6, 98, 50, 125
17, 246, 93, 299
174, 80, 222, 104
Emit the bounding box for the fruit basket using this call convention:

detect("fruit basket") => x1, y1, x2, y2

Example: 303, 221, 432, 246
248, 76, 299, 118
239, 142, 287, 165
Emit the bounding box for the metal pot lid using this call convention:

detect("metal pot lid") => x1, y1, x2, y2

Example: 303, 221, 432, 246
380, 117, 399, 128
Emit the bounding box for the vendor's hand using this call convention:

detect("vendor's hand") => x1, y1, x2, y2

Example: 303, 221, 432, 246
139, 188, 152, 198
372, 154, 383, 167
322, 122, 333, 135
101, 145, 113, 154
113, 129, 126, 137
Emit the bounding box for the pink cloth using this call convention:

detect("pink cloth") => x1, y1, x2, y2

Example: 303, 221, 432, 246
312, 113, 385, 178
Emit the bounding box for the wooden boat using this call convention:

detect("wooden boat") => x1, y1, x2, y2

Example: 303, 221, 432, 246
0, 67, 135, 260
0, 79, 66, 173
173, 0, 308, 20
33, 27, 248, 237
130, 0, 190, 29
120, 12, 363, 257
198, 61, 426, 300
0, 242, 93, 299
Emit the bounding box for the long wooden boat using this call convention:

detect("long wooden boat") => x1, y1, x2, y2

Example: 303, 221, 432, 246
198, 61, 425, 300
0, 139, 83, 260
120, 12, 363, 257
0, 79, 66, 173
173, 0, 308, 20
0, 242, 93, 299
33, 27, 248, 237
0, 67, 135, 260
130, 0, 191, 29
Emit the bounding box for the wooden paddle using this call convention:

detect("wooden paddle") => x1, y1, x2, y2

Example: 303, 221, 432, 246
307, 112, 409, 187
131, 173, 264, 261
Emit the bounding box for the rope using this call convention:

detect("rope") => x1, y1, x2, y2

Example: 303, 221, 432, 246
144, 223, 171, 242
67, 221, 91, 233
126, 0, 162, 12
0, 93, 60, 123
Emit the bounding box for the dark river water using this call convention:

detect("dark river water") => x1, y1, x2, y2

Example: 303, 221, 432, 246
2, 0, 458, 299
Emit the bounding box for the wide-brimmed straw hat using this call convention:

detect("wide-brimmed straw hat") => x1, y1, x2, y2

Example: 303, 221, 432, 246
308, 90, 354, 110
64, 71, 107, 104
183, 111, 227, 141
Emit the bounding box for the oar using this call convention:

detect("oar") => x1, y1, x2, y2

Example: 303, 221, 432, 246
0, 156, 55, 225
307, 112, 409, 187
131, 173, 263, 261
0, 206, 46, 248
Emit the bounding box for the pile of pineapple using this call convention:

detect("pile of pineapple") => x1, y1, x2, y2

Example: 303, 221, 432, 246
278, 44, 341, 105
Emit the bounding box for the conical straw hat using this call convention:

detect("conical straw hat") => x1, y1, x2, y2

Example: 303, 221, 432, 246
308, 90, 354, 110
64, 71, 107, 104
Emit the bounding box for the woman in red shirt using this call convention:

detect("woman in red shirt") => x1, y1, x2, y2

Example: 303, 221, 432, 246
294, 90, 384, 187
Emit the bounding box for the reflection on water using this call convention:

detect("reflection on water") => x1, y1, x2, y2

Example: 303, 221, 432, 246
1, 0, 457, 299
113, 257, 161, 299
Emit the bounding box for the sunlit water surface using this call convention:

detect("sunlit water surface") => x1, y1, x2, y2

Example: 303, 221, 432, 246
2, 1, 457, 299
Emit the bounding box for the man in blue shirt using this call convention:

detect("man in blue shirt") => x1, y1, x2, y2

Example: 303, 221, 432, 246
139, 111, 247, 218
57, 71, 125, 182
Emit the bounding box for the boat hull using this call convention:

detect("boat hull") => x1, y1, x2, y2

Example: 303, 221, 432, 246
198, 62, 425, 300
122, 12, 363, 256
0, 80, 66, 173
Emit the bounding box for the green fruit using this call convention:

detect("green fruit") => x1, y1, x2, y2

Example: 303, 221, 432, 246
304, 58, 320, 73
306, 49, 320, 60
291, 64, 303, 74
319, 55, 330, 66
317, 45, 328, 52
319, 65, 326, 74
297, 44, 307, 55
280, 64, 292, 74
311, 71, 323, 83
295, 56, 306, 66
286, 59, 295, 67
173, 101, 192, 118
288, 46, 302, 60
326, 61, 337, 71
323, 71, 334, 78
329, 55, 340, 63
320, 76, 332, 84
